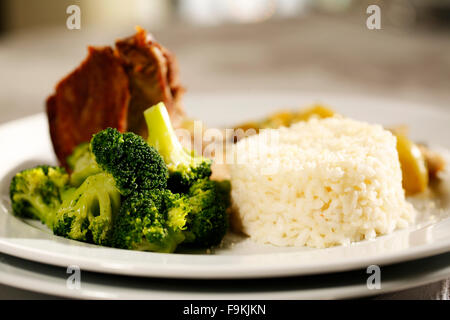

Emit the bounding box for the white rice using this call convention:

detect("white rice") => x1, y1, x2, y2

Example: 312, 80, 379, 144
229, 116, 415, 248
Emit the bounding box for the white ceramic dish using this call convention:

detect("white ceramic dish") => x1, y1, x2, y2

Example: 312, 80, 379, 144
0, 251, 449, 299
0, 92, 449, 279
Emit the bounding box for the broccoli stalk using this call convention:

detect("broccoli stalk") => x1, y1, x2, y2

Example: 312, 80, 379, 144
9, 165, 69, 228
144, 102, 211, 192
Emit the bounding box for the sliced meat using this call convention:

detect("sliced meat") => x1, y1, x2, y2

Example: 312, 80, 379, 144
46, 27, 185, 168
115, 27, 185, 138
46, 46, 130, 168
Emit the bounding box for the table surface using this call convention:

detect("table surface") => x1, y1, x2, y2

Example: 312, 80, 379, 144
0, 13, 448, 299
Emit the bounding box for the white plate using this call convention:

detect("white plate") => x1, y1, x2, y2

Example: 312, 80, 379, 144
0, 92, 449, 279
0, 251, 449, 299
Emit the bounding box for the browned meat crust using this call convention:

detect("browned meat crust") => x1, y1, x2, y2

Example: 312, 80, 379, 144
46, 27, 185, 168
115, 27, 184, 137
46, 46, 130, 168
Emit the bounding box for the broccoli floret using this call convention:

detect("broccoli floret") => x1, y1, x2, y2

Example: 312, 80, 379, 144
90, 128, 168, 196
111, 189, 187, 253
182, 179, 228, 247
144, 102, 212, 192
9, 165, 69, 228
53, 173, 121, 246
66, 142, 101, 187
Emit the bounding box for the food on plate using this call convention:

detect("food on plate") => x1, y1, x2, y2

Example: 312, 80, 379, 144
53, 173, 121, 246
7, 26, 448, 254
46, 47, 130, 169
234, 105, 445, 195
111, 188, 187, 253
229, 117, 415, 248
145, 103, 212, 192
116, 27, 184, 138
236, 104, 335, 134
66, 142, 101, 187
9, 165, 69, 229
418, 144, 446, 179
143, 103, 227, 247
89, 127, 169, 195
46, 27, 184, 169
389, 125, 445, 182
10, 104, 228, 253
394, 133, 428, 195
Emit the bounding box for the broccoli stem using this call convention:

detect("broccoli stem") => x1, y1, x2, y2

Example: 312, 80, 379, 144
144, 102, 197, 168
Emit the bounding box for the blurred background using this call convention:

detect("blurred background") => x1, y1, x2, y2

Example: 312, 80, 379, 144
0, 0, 449, 123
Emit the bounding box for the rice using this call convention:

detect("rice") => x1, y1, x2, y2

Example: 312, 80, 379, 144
229, 116, 415, 248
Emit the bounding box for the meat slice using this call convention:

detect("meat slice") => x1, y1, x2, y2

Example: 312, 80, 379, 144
115, 27, 184, 138
46, 27, 185, 168
46, 46, 130, 168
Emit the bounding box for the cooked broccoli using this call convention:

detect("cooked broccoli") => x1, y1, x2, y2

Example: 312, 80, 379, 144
9, 165, 69, 228
54, 128, 172, 247
10, 106, 229, 251
90, 128, 168, 196
111, 180, 229, 251
143, 102, 229, 247
214, 179, 231, 209
111, 189, 188, 253
67, 142, 88, 170
182, 178, 228, 247
144, 102, 212, 192
53, 173, 121, 246
66, 142, 101, 187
